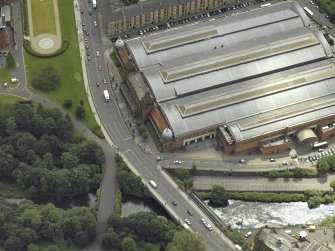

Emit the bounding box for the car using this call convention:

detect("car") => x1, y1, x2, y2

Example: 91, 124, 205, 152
312, 156, 316, 161
82, 22, 85, 26
319, 9, 324, 14
94, 21, 97, 26
326, 15, 330, 19
270, 158, 276, 162
291, 155, 298, 159
85, 44, 89, 50
245, 231, 252, 238
332, 148, 335, 153
201, 218, 206, 224
96, 51, 100, 57
187, 210, 193, 216
96, 81, 100, 87
81, 10, 84, 14
156, 156, 164, 161
86, 51, 90, 56
172, 201, 177, 206
184, 219, 191, 225
98, 65, 102, 71
282, 161, 288, 166
87, 56, 91, 61
88, 9, 92, 15
315, 5, 319, 9
85, 32, 89, 36
324, 228, 327, 234
139, 30, 143, 35
103, 78, 107, 84
239, 159, 247, 164
83, 27, 86, 32
308, 156, 313, 162
205, 223, 213, 231
173, 160, 182, 164
84, 38, 88, 43
309, 0, 314, 4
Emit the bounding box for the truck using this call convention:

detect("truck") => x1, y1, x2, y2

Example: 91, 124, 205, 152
103, 90, 110, 102
149, 180, 157, 188
92, 0, 97, 9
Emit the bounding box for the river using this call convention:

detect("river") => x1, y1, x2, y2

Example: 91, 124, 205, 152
209, 200, 335, 229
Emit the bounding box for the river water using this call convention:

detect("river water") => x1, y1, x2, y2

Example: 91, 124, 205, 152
209, 200, 335, 229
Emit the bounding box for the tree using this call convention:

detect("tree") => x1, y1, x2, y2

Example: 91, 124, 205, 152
331, 179, 335, 190
209, 185, 229, 206
102, 229, 120, 248
4, 236, 23, 251
6, 51, 16, 68
32, 65, 60, 91
317, 158, 330, 174
122, 236, 137, 251
61, 152, 79, 169
63, 100, 73, 109
174, 168, 190, 181
167, 230, 206, 251
117, 169, 144, 197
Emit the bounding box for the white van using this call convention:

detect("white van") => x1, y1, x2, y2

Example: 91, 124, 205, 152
235, 244, 242, 250
149, 180, 157, 188
103, 90, 110, 102
11, 78, 19, 83
245, 231, 252, 238
182, 223, 190, 230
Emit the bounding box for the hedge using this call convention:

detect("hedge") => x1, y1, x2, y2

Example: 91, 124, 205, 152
23, 39, 69, 58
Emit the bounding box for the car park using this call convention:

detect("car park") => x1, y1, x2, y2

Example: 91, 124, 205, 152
173, 160, 182, 164
172, 201, 177, 206
184, 219, 191, 225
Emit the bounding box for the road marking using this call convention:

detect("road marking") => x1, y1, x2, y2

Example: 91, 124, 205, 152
123, 149, 131, 154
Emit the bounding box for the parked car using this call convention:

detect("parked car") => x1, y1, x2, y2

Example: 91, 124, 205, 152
96, 51, 100, 57
103, 78, 107, 84
173, 160, 182, 164
187, 210, 193, 216
270, 158, 276, 162
156, 156, 164, 161
94, 20, 97, 26
172, 201, 177, 206
184, 219, 191, 225
96, 81, 100, 87
98, 65, 102, 71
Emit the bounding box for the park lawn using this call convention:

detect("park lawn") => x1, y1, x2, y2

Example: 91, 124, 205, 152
0, 94, 26, 115
31, 0, 57, 35
0, 67, 11, 83
24, 0, 101, 134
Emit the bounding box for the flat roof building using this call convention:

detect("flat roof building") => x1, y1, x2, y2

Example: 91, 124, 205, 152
120, 1, 335, 153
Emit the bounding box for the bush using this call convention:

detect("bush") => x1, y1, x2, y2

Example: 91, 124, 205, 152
138, 125, 145, 134
63, 100, 73, 109
76, 106, 85, 119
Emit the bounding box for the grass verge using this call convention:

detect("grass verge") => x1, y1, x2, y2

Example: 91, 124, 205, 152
0, 67, 12, 83
31, 0, 57, 35
24, 0, 103, 138
0, 94, 26, 116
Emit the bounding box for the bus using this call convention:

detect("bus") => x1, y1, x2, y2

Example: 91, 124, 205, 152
92, 0, 97, 9
313, 141, 328, 149
303, 7, 314, 16
261, 3, 271, 8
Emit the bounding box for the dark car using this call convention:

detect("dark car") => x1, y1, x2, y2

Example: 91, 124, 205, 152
291, 155, 298, 159
85, 32, 89, 36
81, 10, 84, 14
187, 210, 193, 216
172, 201, 177, 206
87, 56, 91, 61
96, 81, 100, 87
86, 51, 90, 56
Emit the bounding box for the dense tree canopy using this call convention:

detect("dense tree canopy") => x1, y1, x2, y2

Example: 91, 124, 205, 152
0, 200, 96, 249
209, 185, 229, 206
166, 230, 206, 251
0, 103, 104, 197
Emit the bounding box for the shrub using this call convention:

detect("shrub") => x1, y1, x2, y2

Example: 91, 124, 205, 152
76, 106, 85, 119
6, 52, 16, 68
63, 100, 73, 109
138, 125, 145, 134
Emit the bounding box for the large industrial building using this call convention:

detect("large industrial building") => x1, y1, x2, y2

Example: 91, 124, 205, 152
117, 1, 335, 154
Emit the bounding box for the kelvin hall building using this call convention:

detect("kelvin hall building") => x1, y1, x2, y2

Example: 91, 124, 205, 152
114, 1, 335, 154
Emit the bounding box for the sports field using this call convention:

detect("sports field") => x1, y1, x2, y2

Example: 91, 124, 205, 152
31, 0, 57, 35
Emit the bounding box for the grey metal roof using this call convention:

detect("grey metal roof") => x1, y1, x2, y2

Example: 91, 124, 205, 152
124, 1, 335, 141
126, 1, 308, 68
160, 61, 335, 139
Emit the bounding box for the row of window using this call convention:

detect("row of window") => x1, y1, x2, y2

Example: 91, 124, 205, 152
108, 0, 235, 34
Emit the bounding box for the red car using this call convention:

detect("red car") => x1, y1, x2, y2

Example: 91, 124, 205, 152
96, 81, 100, 87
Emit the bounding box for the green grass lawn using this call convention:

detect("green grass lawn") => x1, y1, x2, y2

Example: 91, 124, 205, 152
24, 0, 102, 136
0, 67, 11, 83
31, 0, 57, 36
0, 94, 26, 116
319, 0, 335, 17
